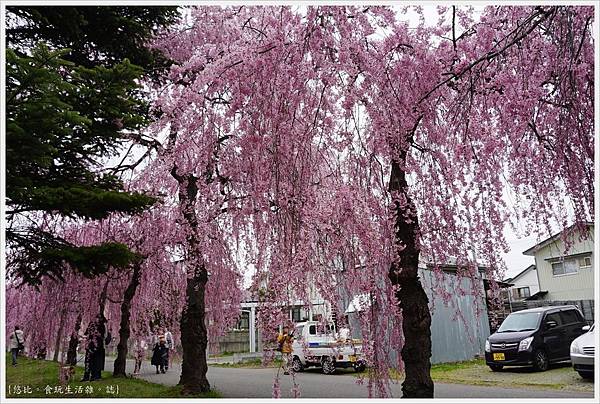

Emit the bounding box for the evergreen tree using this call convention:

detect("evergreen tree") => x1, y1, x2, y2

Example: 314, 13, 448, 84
6, 6, 178, 71
5, 6, 178, 285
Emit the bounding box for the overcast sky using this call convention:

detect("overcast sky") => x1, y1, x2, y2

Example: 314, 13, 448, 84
501, 232, 536, 278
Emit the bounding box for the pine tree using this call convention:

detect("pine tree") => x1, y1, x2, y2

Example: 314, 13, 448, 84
5, 6, 178, 285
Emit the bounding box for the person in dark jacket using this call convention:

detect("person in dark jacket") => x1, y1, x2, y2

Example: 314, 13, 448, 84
151, 336, 169, 374
81, 314, 107, 381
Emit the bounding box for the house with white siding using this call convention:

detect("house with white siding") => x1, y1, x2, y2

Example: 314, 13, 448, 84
522, 223, 594, 301
504, 264, 540, 301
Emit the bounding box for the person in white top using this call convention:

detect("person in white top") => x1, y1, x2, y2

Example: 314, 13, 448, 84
338, 327, 350, 342
163, 328, 174, 370
337, 315, 351, 342
9, 325, 25, 366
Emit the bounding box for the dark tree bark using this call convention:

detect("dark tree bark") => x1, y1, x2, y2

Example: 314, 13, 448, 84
96, 280, 110, 373
113, 262, 142, 377
179, 262, 210, 394
171, 166, 211, 394
52, 308, 66, 362
387, 123, 434, 398
99, 279, 109, 314
66, 312, 82, 366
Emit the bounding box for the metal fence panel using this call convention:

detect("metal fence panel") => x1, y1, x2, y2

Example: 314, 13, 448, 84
420, 270, 490, 364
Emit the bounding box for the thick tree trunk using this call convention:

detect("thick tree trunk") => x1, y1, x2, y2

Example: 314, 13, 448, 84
171, 165, 211, 394
113, 262, 142, 377
388, 154, 434, 398
53, 309, 66, 362
179, 267, 210, 393
66, 312, 83, 366
99, 280, 109, 314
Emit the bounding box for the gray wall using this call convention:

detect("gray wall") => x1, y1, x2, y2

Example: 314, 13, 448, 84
344, 269, 491, 364
421, 269, 490, 364
216, 329, 261, 354
217, 330, 250, 353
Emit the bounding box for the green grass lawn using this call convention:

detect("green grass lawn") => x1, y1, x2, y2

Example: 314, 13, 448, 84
5, 354, 220, 398
354, 359, 594, 392
429, 359, 594, 392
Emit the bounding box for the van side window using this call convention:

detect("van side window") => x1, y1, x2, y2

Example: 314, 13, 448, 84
309, 325, 316, 335
544, 312, 562, 327
559, 310, 582, 325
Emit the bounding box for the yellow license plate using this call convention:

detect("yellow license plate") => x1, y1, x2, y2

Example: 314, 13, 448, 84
493, 353, 505, 361
349, 355, 357, 362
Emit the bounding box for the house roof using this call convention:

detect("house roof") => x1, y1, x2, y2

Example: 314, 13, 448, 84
423, 255, 488, 274
522, 222, 594, 256
525, 290, 548, 301
345, 294, 371, 313
483, 279, 513, 290
504, 264, 536, 283
425, 263, 487, 273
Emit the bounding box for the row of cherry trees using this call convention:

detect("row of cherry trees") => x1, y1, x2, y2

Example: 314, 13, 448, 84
5, 207, 242, 380
6, 5, 593, 398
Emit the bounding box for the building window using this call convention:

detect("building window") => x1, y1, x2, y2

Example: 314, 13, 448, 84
552, 258, 578, 276
578, 256, 592, 269
516, 287, 530, 298
291, 307, 302, 323
236, 311, 249, 330
551, 262, 563, 275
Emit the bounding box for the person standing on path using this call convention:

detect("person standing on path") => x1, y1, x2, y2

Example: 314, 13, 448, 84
150, 326, 163, 348
151, 336, 169, 374
276, 326, 294, 375
163, 328, 174, 371
9, 326, 25, 366
133, 338, 148, 376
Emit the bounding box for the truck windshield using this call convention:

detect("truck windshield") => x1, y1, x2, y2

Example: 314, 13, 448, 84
497, 312, 541, 332
308, 323, 334, 336
321, 324, 334, 335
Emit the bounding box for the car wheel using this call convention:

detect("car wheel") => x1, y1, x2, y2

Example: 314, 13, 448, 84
577, 371, 594, 380
291, 356, 303, 373
321, 356, 336, 375
488, 364, 503, 372
353, 360, 366, 373
532, 349, 549, 372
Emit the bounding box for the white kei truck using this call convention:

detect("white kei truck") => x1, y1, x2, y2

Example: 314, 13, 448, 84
290, 321, 366, 374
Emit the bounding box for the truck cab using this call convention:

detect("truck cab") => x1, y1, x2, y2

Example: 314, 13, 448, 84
291, 321, 366, 374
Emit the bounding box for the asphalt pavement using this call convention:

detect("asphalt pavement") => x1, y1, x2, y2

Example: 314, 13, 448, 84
105, 357, 594, 399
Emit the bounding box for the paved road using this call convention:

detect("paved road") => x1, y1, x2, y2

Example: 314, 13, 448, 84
106, 358, 593, 398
